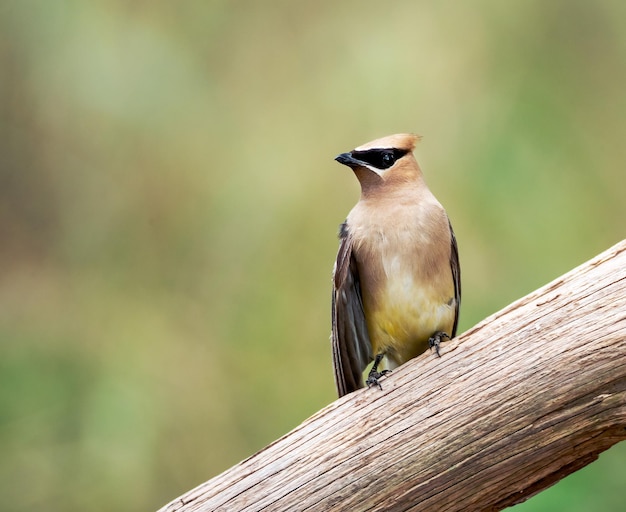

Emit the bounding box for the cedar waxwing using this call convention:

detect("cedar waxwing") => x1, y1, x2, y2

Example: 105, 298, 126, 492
331, 134, 461, 397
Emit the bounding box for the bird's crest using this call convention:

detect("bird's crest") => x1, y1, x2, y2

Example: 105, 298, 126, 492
354, 133, 422, 153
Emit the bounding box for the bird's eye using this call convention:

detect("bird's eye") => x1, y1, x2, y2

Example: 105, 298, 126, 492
381, 152, 395, 167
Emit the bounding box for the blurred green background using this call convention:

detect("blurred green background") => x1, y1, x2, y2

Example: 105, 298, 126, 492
1, 1, 624, 511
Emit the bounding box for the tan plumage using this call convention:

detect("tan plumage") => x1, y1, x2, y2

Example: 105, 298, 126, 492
332, 134, 460, 397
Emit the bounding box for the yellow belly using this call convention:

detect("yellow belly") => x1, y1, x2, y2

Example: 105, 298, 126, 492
366, 280, 456, 368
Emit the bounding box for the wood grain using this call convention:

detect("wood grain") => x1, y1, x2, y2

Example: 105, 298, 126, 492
158, 240, 626, 512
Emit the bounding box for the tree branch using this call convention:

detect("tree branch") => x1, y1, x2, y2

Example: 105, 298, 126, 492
159, 240, 626, 512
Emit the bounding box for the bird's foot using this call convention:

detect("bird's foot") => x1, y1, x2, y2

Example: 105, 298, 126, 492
366, 369, 391, 390
366, 353, 391, 391
428, 331, 451, 357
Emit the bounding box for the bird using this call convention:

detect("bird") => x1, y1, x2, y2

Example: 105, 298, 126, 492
331, 133, 460, 397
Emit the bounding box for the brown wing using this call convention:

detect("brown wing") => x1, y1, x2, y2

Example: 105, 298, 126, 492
449, 219, 461, 337
331, 222, 373, 397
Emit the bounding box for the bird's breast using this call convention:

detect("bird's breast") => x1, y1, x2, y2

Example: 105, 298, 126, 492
356, 226, 456, 367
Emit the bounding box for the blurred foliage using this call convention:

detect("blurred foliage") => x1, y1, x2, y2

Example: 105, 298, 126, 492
0, 1, 624, 511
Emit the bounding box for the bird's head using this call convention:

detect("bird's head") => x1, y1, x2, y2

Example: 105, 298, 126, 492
335, 133, 423, 194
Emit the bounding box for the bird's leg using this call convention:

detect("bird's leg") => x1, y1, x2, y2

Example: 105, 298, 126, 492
366, 353, 391, 390
428, 331, 451, 357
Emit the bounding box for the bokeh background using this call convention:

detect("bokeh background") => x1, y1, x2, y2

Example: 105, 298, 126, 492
1, 1, 624, 511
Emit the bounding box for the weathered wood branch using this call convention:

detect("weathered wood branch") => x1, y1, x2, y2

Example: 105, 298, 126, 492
159, 240, 626, 512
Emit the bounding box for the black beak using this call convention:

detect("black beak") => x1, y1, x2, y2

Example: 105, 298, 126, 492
335, 152, 363, 168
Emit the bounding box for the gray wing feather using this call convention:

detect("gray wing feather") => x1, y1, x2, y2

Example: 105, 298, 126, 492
331, 222, 373, 397
449, 219, 461, 337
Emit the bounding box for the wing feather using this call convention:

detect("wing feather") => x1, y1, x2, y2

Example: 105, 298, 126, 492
331, 222, 373, 397
449, 220, 461, 337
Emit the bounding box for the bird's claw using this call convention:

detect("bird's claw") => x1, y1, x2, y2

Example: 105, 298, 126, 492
366, 369, 391, 390
428, 331, 451, 357
366, 353, 391, 391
